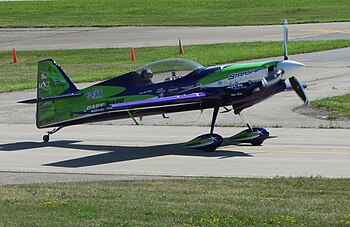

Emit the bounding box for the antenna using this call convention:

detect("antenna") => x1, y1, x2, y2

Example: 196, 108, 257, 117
283, 19, 288, 60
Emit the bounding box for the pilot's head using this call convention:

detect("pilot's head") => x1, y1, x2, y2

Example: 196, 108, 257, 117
141, 68, 153, 80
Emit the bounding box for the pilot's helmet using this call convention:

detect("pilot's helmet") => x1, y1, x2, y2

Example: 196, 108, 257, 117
141, 68, 153, 78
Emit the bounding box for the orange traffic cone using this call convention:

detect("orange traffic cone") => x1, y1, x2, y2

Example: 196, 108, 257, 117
13, 48, 18, 63
131, 48, 136, 61
179, 39, 184, 54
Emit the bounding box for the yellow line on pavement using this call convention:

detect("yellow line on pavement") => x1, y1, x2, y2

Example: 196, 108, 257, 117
267, 29, 350, 38
220, 146, 350, 153
308, 29, 350, 34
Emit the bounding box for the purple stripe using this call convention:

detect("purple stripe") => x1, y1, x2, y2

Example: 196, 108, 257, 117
110, 92, 206, 109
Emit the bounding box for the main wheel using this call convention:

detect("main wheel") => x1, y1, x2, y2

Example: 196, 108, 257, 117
251, 140, 263, 146
43, 134, 50, 143
184, 133, 223, 152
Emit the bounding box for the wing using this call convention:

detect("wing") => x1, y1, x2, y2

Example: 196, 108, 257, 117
74, 92, 211, 115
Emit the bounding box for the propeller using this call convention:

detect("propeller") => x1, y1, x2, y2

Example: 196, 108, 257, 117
289, 76, 309, 105
280, 19, 309, 106
283, 19, 288, 60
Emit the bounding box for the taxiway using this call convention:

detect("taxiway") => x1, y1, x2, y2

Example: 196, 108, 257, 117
0, 23, 349, 183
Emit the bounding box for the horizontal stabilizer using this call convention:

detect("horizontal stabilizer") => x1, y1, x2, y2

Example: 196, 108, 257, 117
18, 92, 82, 104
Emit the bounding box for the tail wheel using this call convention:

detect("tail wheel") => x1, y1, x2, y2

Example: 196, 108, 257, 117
43, 134, 50, 143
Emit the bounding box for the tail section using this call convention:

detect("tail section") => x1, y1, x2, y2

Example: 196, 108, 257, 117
37, 59, 79, 98
35, 59, 80, 128
19, 59, 81, 128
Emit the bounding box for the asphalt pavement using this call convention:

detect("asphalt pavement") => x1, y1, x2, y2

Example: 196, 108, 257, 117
1, 124, 349, 185
1, 22, 349, 50
0, 23, 349, 183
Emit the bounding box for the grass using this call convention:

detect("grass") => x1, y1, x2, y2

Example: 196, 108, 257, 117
1, 40, 350, 93
0, 178, 349, 226
311, 93, 350, 118
0, 0, 349, 27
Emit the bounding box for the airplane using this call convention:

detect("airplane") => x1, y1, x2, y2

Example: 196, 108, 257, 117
19, 20, 308, 152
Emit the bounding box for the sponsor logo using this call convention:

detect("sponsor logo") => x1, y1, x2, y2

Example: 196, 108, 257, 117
139, 90, 153, 95
182, 85, 195, 90
168, 87, 179, 93
229, 67, 263, 79
40, 73, 48, 80
53, 78, 62, 84
227, 83, 247, 90
156, 88, 166, 97
106, 98, 125, 105
39, 80, 50, 89
86, 103, 105, 111
86, 88, 103, 100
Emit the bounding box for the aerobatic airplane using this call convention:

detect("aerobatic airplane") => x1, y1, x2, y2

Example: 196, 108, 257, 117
20, 20, 308, 151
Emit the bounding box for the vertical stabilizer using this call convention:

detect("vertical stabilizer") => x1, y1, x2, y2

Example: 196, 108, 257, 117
36, 59, 79, 128
37, 59, 78, 98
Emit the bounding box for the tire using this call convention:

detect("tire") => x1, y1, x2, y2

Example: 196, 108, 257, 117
43, 135, 49, 143
251, 140, 263, 146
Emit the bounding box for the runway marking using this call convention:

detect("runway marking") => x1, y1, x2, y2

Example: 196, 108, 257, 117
267, 29, 350, 38
220, 146, 350, 153
308, 29, 350, 34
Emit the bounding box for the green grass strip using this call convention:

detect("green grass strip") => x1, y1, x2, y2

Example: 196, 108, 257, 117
0, 0, 349, 27
1, 40, 350, 93
311, 93, 350, 118
0, 178, 350, 226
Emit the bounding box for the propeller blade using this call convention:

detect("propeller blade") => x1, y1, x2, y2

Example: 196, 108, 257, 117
283, 19, 289, 60
289, 76, 309, 105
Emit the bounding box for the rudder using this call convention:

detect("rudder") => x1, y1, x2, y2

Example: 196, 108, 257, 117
36, 59, 80, 128
37, 59, 78, 98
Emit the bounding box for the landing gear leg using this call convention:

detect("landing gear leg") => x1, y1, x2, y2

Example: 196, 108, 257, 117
184, 107, 223, 152
238, 112, 253, 131
230, 112, 270, 146
43, 126, 64, 143
210, 107, 219, 134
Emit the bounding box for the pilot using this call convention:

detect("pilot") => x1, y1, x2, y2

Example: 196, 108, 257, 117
140, 68, 153, 85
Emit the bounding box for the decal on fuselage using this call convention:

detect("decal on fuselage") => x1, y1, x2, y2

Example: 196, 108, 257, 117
205, 67, 266, 89
106, 98, 125, 105
229, 67, 264, 80
156, 88, 166, 97
39, 80, 50, 89
227, 83, 247, 91
40, 73, 48, 80
86, 88, 104, 100
86, 103, 106, 111
139, 90, 153, 95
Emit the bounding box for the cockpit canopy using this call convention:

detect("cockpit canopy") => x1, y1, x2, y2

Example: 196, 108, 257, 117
133, 58, 203, 86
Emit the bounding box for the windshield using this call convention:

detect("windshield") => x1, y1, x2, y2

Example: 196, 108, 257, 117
133, 58, 203, 86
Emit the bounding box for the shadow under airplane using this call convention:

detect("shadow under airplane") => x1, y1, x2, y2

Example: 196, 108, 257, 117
0, 137, 260, 168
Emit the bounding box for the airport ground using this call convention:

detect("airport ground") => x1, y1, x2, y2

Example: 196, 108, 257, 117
0, 23, 349, 184
1, 22, 350, 50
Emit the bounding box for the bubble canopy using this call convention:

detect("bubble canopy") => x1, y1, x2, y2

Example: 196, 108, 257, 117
133, 58, 204, 84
